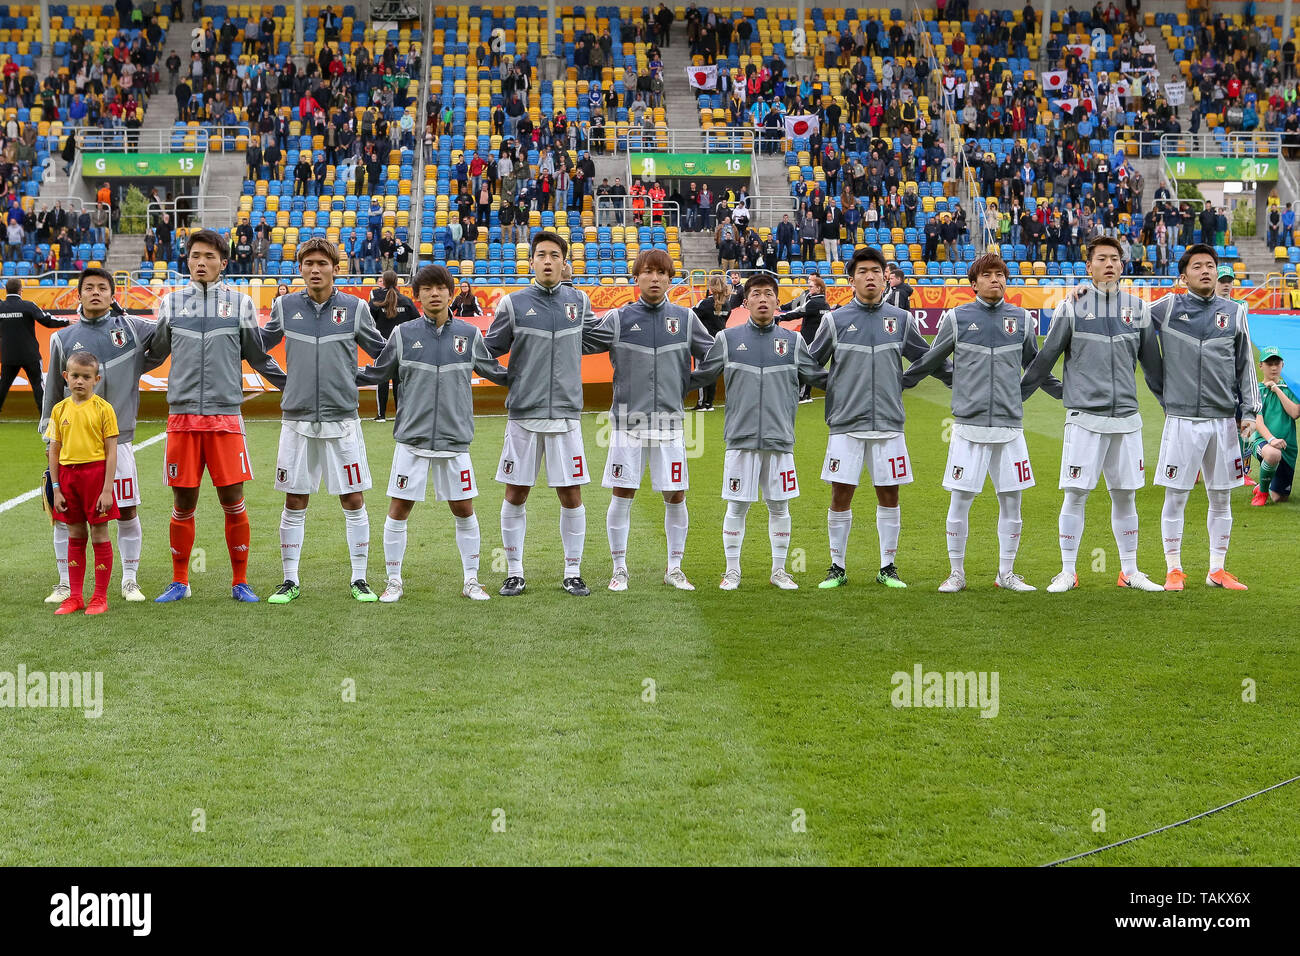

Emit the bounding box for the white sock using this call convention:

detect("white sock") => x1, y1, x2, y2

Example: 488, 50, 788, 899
767, 499, 791, 574
1207, 488, 1232, 572
280, 507, 306, 584
454, 513, 480, 581
54, 522, 70, 586
606, 495, 632, 571
876, 505, 900, 569
1059, 489, 1088, 575
560, 504, 585, 577
116, 516, 142, 583
724, 500, 749, 573
1161, 488, 1189, 572
383, 516, 407, 583
664, 500, 688, 571
996, 491, 1022, 576
500, 500, 526, 577
343, 506, 370, 581
828, 508, 852, 569
1110, 489, 1139, 576
946, 491, 975, 575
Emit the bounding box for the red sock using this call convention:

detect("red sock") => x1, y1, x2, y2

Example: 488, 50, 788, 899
170, 508, 196, 584
223, 498, 250, 585
92, 540, 113, 603
68, 537, 88, 601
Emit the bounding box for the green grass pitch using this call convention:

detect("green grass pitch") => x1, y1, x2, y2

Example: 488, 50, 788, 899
0, 373, 1296, 866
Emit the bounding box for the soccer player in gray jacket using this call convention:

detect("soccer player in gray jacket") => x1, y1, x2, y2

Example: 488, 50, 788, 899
259, 238, 387, 604
903, 253, 1062, 592
809, 246, 950, 591
40, 268, 160, 604
1149, 244, 1261, 591
358, 264, 508, 602
688, 272, 829, 590
483, 230, 598, 597
583, 249, 714, 592
1021, 237, 1166, 593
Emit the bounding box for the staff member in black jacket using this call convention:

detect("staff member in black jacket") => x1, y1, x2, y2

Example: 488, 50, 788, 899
452, 281, 484, 317
0, 278, 68, 413
884, 263, 913, 310
692, 275, 732, 410
777, 273, 830, 403
367, 270, 419, 421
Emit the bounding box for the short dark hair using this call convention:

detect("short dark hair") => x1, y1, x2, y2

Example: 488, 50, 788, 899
1178, 243, 1218, 275
77, 267, 115, 294
967, 252, 1010, 283
187, 228, 230, 260
848, 246, 886, 276
743, 272, 778, 297
412, 264, 456, 296
1086, 236, 1124, 261
886, 263, 904, 277
5, 278, 20, 294
529, 229, 568, 258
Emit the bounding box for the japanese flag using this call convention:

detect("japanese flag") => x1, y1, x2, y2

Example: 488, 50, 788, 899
1065, 43, 1092, 59
686, 65, 717, 89
1041, 71, 1067, 91
1057, 98, 1080, 114
785, 114, 819, 139
1114, 78, 1131, 97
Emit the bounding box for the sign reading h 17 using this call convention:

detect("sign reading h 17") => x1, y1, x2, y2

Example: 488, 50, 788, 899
1168, 156, 1278, 182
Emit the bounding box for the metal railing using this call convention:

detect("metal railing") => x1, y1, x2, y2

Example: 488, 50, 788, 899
594, 196, 681, 227
739, 194, 799, 224
616, 126, 761, 153
147, 196, 235, 231
1159, 132, 1281, 158
76, 126, 253, 154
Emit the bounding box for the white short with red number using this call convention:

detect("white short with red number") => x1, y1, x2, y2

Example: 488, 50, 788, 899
942, 431, 1035, 493
1059, 424, 1145, 491
387, 444, 477, 502
274, 420, 372, 495
495, 419, 590, 487
1154, 416, 1242, 491
821, 432, 913, 487
722, 448, 799, 502
112, 441, 140, 507
602, 430, 688, 491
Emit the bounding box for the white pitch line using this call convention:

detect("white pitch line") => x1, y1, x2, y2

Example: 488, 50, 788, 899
0, 430, 166, 514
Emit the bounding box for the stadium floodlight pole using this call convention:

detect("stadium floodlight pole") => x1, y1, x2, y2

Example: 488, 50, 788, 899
1041, 0, 1053, 61
295, 0, 304, 55
548, 0, 556, 56
1286, 0, 1294, 42
40, 0, 49, 47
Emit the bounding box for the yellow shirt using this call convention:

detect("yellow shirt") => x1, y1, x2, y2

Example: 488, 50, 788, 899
45, 394, 119, 465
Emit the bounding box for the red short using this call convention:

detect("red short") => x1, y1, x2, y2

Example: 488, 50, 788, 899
55, 461, 120, 525
164, 430, 254, 488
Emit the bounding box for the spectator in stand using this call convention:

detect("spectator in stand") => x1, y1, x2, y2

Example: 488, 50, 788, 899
452, 281, 483, 317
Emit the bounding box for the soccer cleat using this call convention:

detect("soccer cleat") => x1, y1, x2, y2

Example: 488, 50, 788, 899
719, 569, 741, 590
1251, 489, 1268, 507
154, 581, 192, 603
267, 580, 301, 604
499, 575, 526, 597
937, 572, 967, 593
462, 579, 490, 601
608, 568, 629, 592
55, 596, 85, 615
818, 564, 848, 589
562, 576, 591, 596
1047, 571, 1079, 593
374, 415, 387, 423
876, 563, 908, 588
1163, 568, 1187, 591
379, 578, 404, 603
351, 580, 379, 602
1243, 475, 1256, 488
45, 583, 71, 604
1117, 570, 1164, 592
664, 568, 695, 591
231, 583, 260, 603
770, 568, 799, 590
1206, 569, 1248, 590
121, 580, 147, 602
994, 571, 1037, 592
85, 597, 108, 616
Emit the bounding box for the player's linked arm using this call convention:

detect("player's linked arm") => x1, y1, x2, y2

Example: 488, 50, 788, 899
482, 296, 515, 358
356, 328, 401, 386
796, 336, 829, 390
686, 334, 726, 392
1021, 302, 1069, 401
241, 298, 287, 389
902, 314, 951, 386
901, 310, 955, 389
581, 307, 617, 354
1022, 311, 1063, 400
471, 332, 509, 387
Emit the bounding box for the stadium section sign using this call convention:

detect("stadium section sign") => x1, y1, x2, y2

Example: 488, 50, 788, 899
1164, 157, 1278, 182
82, 153, 205, 178
630, 152, 752, 179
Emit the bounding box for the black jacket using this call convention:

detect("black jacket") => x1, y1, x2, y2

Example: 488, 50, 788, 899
883, 282, 913, 311
367, 289, 419, 337
694, 294, 732, 335
0, 293, 68, 363
778, 292, 829, 344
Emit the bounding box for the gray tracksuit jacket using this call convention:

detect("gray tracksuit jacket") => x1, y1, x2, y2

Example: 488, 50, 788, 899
356, 315, 507, 453
1021, 283, 1164, 415
261, 290, 386, 422
1149, 291, 1260, 423
483, 280, 596, 420
40, 308, 161, 444
582, 296, 715, 433
901, 296, 1062, 427
145, 280, 287, 415
809, 296, 950, 434
687, 317, 828, 452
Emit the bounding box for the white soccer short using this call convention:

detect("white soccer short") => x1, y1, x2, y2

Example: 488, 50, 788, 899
495, 419, 590, 487
274, 420, 373, 495
112, 440, 140, 507
821, 432, 914, 487
387, 444, 477, 502
1059, 424, 1145, 491
602, 430, 688, 491
942, 432, 1035, 493
1154, 416, 1243, 491
722, 448, 800, 502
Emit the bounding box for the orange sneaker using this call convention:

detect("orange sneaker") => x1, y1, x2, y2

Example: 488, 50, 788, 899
85, 597, 109, 615
1251, 489, 1268, 507
55, 596, 85, 615
1243, 475, 1257, 488
1164, 568, 1187, 591
1206, 569, 1248, 590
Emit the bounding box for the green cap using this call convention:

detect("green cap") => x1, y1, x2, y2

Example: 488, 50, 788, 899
1217, 264, 1235, 281
1259, 346, 1283, 362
